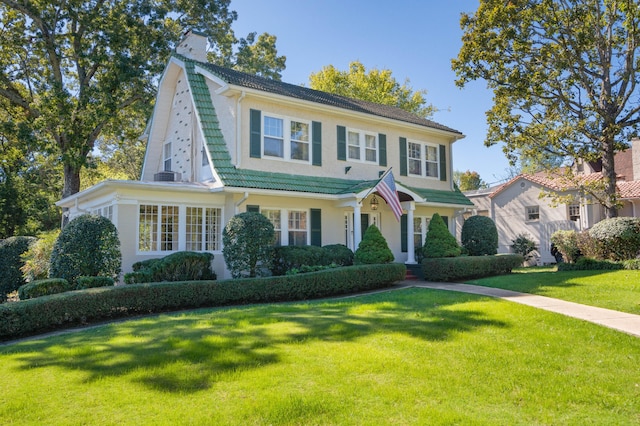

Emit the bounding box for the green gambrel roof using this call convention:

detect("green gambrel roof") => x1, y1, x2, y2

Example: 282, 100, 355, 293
180, 55, 472, 206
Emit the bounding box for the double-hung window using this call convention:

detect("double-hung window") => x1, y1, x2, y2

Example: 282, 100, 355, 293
408, 141, 439, 178
163, 142, 172, 171
263, 115, 311, 162
568, 205, 580, 222
347, 129, 377, 163
288, 210, 308, 246
526, 206, 540, 221
262, 209, 282, 246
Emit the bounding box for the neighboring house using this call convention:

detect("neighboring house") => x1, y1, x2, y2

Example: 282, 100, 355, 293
459, 139, 640, 264
57, 31, 473, 279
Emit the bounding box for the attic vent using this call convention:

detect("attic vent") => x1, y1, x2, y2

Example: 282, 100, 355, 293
154, 171, 181, 182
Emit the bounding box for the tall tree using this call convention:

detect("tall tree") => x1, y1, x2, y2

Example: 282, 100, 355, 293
0, 0, 285, 199
453, 0, 640, 218
453, 170, 488, 191
309, 61, 435, 119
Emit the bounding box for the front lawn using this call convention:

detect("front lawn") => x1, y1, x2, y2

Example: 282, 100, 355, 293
1, 288, 639, 425
469, 268, 640, 314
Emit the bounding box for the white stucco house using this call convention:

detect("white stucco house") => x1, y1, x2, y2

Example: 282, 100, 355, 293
459, 139, 640, 264
57, 31, 473, 279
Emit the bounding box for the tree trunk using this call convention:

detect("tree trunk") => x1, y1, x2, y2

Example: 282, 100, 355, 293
62, 163, 82, 199
601, 137, 619, 219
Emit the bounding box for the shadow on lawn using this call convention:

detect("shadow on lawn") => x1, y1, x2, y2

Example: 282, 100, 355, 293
7, 288, 507, 394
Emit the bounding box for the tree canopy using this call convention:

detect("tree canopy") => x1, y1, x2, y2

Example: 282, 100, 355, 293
453, 0, 640, 217
0, 0, 285, 200
309, 61, 435, 119
453, 170, 488, 191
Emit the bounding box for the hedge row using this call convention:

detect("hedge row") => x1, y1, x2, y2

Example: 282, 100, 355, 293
422, 255, 524, 282
557, 257, 640, 271
0, 263, 406, 340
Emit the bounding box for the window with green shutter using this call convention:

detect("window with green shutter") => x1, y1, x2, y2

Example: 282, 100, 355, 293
337, 126, 346, 160
249, 109, 262, 158
312, 121, 322, 166
378, 133, 387, 167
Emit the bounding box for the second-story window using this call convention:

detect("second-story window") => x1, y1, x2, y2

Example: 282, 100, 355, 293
408, 141, 439, 178
263, 115, 311, 162
347, 129, 377, 163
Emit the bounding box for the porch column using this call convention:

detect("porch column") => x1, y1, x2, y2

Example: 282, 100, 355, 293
354, 201, 362, 249
406, 202, 416, 264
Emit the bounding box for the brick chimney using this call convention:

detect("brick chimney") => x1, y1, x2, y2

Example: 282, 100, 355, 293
176, 30, 208, 62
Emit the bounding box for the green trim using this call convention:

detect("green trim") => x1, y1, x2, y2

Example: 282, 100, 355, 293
337, 125, 346, 161
310, 208, 322, 246
401, 214, 408, 253
312, 121, 322, 166
439, 144, 447, 182
378, 133, 387, 167
399, 137, 407, 176
250, 109, 262, 158
247, 205, 260, 213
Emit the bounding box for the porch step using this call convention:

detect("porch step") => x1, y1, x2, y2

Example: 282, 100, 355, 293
405, 270, 419, 280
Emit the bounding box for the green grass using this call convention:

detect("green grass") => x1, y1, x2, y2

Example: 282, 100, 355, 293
469, 268, 640, 314
1, 288, 639, 425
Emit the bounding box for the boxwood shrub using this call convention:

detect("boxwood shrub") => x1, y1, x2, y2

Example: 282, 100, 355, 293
271, 244, 354, 276
0, 263, 406, 340
422, 255, 523, 282
18, 278, 71, 300
125, 252, 216, 284
76, 276, 115, 290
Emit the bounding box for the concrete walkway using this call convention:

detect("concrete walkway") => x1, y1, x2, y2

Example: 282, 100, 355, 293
399, 281, 640, 338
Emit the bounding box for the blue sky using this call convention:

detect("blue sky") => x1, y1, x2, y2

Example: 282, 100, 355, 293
230, 0, 511, 185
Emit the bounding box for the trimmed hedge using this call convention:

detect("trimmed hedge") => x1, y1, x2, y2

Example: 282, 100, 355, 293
557, 257, 626, 271
271, 244, 354, 276
125, 252, 216, 284
76, 276, 115, 290
18, 278, 71, 300
0, 263, 406, 340
422, 255, 524, 282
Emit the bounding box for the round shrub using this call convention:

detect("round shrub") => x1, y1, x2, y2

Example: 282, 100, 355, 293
18, 278, 71, 300
0, 236, 36, 301
424, 213, 461, 258
49, 214, 121, 286
354, 224, 394, 264
461, 215, 498, 256
125, 251, 215, 284
223, 212, 274, 278
588, 217, 640, 261
323, 244, 354, 266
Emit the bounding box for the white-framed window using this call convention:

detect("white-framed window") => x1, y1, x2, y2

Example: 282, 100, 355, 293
201, 146, 209, 167
163, 142, 172, 171
347, 129, 378, 163
568, 204, 580, 222
263, 114, 311, 162
186, 207, 221, 251
262, 209, 282, 246
526, 206, 540, 221
139, 204, 222, 253
408, 141, 439, 178
92, 206, 113, 222
288, 210, 308, 246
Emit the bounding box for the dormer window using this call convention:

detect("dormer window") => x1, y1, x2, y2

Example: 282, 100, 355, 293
163, 142, 172, 171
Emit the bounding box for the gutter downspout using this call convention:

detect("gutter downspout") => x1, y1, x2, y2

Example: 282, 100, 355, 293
234, 191, 249, 214
236, 91, 246, 168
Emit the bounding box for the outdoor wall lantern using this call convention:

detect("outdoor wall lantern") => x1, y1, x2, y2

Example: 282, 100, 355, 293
370, 195, 379, 210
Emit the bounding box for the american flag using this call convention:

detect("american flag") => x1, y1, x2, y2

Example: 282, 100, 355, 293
375, 169, 403, 221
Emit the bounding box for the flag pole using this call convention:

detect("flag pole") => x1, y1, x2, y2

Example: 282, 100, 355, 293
362, 167, 393, 200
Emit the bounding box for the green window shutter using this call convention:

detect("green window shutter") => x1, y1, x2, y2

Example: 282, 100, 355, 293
401, 214, 408, 253
439, 144, 447, 181
441, 215, 449, 228
312, 121, 322, 166
246, 205, 260, 213
337, 125, 346, 161
310, 208, 322, 246
250, 109, 261, 158
378, 133, 387, 167
399, 137, 407, 176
